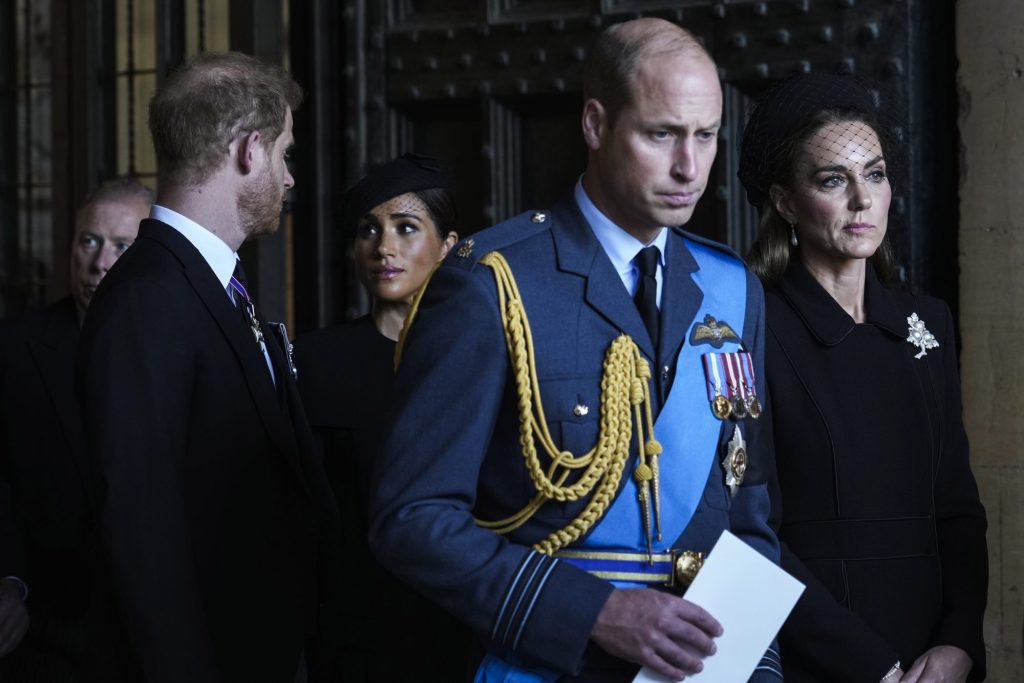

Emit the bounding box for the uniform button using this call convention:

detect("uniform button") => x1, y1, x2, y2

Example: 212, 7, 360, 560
661, 365, 670, 381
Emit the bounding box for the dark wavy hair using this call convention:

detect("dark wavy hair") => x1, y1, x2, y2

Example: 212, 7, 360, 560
411, 187, 458, 239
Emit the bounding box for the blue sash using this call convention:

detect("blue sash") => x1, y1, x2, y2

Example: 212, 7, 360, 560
576, 239, 748, 582
473, 654, 560, 683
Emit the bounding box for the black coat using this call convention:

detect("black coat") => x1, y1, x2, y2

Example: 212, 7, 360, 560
0, 298, 134, 681
0, 298, 88, 602
765, 263, 988, 682
76, 219, 342, 683
292, 315, 471, 682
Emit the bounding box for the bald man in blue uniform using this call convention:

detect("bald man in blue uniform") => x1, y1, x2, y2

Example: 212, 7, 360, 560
370, 18, 783, 682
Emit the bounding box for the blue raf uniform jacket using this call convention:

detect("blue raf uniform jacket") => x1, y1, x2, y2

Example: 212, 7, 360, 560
369, 196, 783, 681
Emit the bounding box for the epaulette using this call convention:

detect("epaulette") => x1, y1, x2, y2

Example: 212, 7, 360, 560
396, 206, 556, 370
443, 209, 555, 272
672, 226, 746, 265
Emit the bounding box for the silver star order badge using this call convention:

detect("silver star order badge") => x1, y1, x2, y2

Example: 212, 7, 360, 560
722, 425, 747, 496
906, 313, 939, 359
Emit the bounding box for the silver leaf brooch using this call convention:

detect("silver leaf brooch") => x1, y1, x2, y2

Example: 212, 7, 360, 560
906, 313, 939, 359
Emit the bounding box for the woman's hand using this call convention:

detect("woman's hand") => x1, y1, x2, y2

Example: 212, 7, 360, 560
899, 646, 972, 683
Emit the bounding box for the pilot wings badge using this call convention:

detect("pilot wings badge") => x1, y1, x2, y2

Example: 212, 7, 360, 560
689, 314, 741, 349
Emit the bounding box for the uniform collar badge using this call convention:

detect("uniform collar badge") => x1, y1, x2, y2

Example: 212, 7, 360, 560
456, 239, 475, 258
906, 313, 938, 359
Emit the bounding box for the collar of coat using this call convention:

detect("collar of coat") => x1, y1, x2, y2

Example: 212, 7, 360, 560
774, 260, 908, 347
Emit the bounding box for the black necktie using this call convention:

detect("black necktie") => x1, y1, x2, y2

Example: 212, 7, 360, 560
634, 246, 660, 348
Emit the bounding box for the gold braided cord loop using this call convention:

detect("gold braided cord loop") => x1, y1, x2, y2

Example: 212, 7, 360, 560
394, 263, 442, 371
475, 251, 662, 556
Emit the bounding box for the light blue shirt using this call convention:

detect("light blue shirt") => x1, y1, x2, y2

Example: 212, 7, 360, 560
573, 178, 667, 308
151, 204, 275, 384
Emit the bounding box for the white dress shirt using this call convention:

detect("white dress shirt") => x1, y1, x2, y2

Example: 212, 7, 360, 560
573, 178, 668, 308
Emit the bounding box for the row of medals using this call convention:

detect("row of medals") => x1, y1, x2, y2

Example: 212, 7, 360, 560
711, 389, 761, 421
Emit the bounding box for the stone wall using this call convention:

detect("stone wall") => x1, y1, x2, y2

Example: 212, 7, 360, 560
957, 2, 1024, 680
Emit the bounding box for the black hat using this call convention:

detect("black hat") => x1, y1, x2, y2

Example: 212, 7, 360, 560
738, 74, 885, 208
344, 152, 451, 229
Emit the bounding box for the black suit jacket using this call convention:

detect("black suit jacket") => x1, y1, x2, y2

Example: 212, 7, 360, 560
0, 298, 140, 681
0, 297, 92, 607
77, 219, 342, 683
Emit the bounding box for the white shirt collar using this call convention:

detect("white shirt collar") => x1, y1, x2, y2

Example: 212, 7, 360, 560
573, 178, 668, 293
150, 205, 238, 290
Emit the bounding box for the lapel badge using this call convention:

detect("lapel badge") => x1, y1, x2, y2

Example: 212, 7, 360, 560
269, 321, 299, 381
456, 239, 475, 258
906, 313, 939, 359
690, 314, 741, 348
573, 403, 589, 417
243, 303, 265, 348
722, 425, 747, 496
531, 211, 547, 223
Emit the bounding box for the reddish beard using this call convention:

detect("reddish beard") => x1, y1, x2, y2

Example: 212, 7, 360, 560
238, 164, 284, 238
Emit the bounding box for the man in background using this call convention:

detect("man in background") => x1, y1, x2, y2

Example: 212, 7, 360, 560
77, 52, 340, 682
0, 178, 151, 680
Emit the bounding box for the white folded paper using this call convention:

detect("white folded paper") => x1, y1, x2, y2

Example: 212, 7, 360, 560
633, 530, 804, 683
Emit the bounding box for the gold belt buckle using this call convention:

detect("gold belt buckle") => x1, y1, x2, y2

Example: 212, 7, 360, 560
670, 549, 705, 590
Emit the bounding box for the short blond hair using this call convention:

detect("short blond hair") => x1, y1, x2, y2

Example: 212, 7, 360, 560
149, 51, 302, 187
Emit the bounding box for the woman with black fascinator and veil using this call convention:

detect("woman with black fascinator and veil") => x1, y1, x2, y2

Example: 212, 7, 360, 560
740, 74, 987, 682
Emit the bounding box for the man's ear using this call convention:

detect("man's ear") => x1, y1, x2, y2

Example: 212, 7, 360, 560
581, 98, 607, 152
769, 184, 796, 225
236, 130, 263, 175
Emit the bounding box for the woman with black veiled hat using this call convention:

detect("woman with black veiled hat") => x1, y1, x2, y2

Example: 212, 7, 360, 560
292, 153, 467, 681
740, 74, 987, 683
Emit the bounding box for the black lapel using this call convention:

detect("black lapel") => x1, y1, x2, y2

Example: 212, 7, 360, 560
550, 199, 657, 361
140, 220, 308, 489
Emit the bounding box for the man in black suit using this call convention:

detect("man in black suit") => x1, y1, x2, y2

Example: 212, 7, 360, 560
77, 52, 340, 683
0, 178, 151, 680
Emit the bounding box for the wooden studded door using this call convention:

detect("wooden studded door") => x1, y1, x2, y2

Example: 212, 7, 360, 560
289, 0, 956, 328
